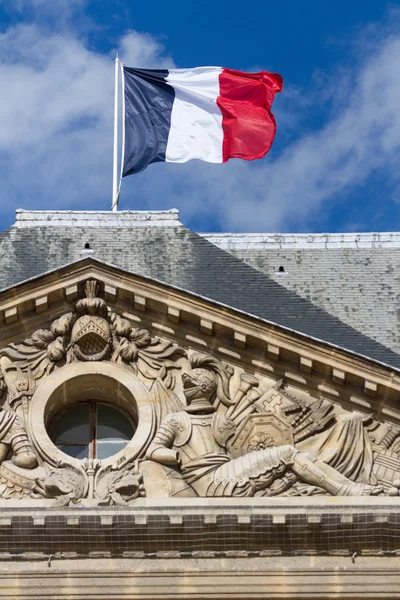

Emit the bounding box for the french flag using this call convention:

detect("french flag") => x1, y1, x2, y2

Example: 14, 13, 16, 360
121, 66, 283, 176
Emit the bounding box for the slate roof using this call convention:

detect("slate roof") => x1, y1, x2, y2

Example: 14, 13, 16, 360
204, 233, 400, 359
1, 210, 400, 370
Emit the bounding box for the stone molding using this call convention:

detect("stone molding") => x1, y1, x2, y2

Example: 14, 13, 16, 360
203, 231, 400, 249
14, 209, 181, 228
0, 498, 397, 558
0, 556, 398, 599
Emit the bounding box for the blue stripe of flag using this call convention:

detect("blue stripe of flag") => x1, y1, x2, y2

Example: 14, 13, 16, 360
122, 68, 175, 176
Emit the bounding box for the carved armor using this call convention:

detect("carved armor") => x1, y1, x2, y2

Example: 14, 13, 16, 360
147, 355, 385, 498
0, 410, 37, 469
147, 410, 298, 496
147, 408, 384, 498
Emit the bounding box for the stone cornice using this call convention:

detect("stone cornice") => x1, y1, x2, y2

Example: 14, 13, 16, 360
0, 556, 399, 599
0, 498, 398, 559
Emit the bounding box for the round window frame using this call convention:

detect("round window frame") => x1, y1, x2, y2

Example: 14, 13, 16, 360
29, 361, 154, 469
48, 399, 136, 461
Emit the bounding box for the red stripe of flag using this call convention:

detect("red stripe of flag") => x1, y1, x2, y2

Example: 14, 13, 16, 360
217, 69, 283, 163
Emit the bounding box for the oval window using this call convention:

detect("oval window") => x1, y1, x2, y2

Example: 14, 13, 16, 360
48, 401, 134, 460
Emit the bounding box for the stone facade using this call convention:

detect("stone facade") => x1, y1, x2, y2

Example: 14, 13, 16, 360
1, 211, 400, 598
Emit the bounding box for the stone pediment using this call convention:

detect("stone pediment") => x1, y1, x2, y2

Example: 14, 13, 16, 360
0, 257, 399, 508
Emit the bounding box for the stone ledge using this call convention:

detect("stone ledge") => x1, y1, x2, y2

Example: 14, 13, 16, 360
14, 209, 181, 228
0, 556, 398, 599
1, 495, 400, 509
203, 231, 400, 250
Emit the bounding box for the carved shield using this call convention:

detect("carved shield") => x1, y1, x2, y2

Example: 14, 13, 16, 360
372, 447, 400, 488
228, 413, 294, 458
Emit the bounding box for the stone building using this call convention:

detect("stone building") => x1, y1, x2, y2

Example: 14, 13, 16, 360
0, 209, 399, 598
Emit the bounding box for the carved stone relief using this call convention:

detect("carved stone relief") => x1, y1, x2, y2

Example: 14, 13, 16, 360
0, 278, 399, 505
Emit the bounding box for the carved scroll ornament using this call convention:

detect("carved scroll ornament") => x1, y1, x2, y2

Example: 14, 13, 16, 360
0, 279, 399, 504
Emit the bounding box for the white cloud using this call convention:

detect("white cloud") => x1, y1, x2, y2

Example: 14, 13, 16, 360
0, 0, 88, 35
0, 22, 174, 217
131, 27, 400, 232
0, 8, 399, 232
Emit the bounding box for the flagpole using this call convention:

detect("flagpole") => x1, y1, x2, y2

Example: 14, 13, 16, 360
112, 54, 119, 211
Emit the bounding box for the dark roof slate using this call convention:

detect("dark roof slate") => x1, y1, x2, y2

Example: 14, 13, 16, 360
1, 215, 399, 370
204, 237, 400, 358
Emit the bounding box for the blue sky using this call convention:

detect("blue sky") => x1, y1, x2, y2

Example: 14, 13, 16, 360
0, 0, 399, 233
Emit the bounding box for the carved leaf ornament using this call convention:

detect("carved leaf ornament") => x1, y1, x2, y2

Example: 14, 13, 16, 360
0, 279, 398, 504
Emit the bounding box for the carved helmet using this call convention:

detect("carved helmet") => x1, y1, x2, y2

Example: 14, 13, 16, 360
70, 315, 112, 361
70, 280, 112, 361
183, 353, 232, 413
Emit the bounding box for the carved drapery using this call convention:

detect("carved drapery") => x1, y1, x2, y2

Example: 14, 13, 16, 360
0, 279, 398, 505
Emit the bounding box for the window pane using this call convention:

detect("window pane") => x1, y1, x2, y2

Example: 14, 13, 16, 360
49, 403, 90, 444
57, 444, 89, 460
96, 404, 134, 441
96, 441, 128, 459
